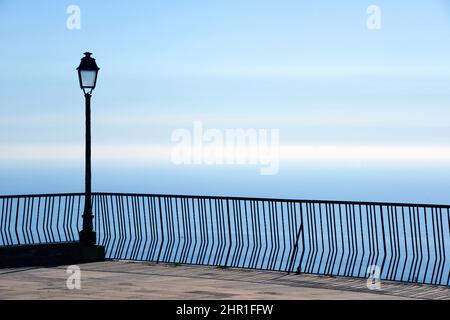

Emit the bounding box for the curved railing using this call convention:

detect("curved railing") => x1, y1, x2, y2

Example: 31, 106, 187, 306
1, 192, 449, 286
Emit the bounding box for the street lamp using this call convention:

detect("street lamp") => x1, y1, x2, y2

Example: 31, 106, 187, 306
77, 52, 99, 245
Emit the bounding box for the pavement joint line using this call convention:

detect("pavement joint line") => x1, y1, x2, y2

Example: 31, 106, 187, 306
0, 267, 42, 276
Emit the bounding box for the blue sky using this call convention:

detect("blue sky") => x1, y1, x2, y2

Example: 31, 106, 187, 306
1, 1, 450, 202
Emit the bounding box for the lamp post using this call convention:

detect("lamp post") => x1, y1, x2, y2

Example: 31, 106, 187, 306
77, 52, 99, 245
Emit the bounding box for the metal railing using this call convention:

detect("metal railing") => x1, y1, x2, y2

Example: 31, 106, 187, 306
1, 192, 449, 286
0, 193, 84, 245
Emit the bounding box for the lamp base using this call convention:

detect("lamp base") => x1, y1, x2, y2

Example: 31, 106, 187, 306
79, 230, 97, 246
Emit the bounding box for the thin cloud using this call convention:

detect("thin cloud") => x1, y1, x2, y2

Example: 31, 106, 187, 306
3, 144, 450, 164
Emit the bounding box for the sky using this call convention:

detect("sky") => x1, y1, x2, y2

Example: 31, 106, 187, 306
1, 0, 450, 203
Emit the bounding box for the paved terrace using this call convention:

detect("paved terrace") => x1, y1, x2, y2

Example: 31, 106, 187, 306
0, 261, 448, 300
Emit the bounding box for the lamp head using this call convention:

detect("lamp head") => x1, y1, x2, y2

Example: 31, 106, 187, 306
77, 52, 99, 94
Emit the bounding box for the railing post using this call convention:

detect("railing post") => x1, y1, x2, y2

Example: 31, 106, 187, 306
290, 202, 305, 274
224, 199, 233, 267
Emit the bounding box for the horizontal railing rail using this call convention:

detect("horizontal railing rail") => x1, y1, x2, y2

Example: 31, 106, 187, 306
92, 192, 450, 209
0, 192, 449, 286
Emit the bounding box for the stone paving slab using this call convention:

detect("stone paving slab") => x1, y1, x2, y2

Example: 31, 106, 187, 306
0, 261, 448, 300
